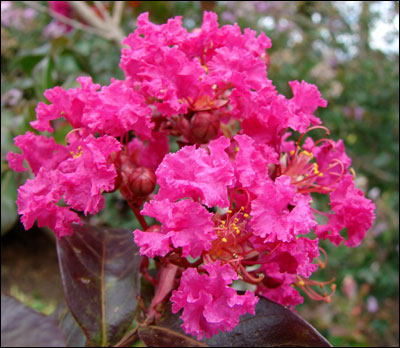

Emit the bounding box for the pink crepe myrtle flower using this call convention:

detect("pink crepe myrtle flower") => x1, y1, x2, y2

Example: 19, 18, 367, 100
7, 132, 121, 237
315, 174, 376, 247
32, 77, 153, 139
155, 136, 235, 208
250, 175, 316, 243
134, 199, 215, 258
288, 80, 328, 133
170, 261, 258, 339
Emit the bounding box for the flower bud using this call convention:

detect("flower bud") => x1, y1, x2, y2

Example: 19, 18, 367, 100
128, 167, 156, 197
190, 111, 220, 143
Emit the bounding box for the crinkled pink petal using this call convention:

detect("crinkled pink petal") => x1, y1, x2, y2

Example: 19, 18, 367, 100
156, 136, 235, 207
207, 47, 267, 91
234, 134, 278, 192
257, 263, 304, 307
251, 176, 316, 242
315, 174, 375, 247
57, 134, 121, 215
31, 77, 100, 132
134, 199, 215, 258
288, 80, 327, 133
82, 79, 153, 138
16, 168, 81, 238
7, 131, 69, 174
170, 261, 258, 339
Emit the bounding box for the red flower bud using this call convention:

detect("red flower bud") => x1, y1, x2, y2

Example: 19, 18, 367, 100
128, 167, 157, 197
190, 111, 220, 144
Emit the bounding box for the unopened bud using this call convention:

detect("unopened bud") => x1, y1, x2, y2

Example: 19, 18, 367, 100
128, 167, 156, 197
190, 111, 219, 143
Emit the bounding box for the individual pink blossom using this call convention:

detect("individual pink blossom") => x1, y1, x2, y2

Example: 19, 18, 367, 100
8, 132, 121, 237
250, 175, 316, 242
32, 77, 153, 138
7, 131, 69, 174
257, 263, 304, 307
288, 80, 328, 133
233, 134, 278, 192
16, 169, 81, 238
31, 77, 101, 133
315, 174, 376, 247
134, 199, 215, 258
170, 261, 258, 339
207, 46, 267, 91
155, 136, 235, 207
82, 79, 153, 138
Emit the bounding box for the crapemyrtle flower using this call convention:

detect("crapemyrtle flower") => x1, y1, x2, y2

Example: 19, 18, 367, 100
170, 261, 258, 340
8, 131, 121, 237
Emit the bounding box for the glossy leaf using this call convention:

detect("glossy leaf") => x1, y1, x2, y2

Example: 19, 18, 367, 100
138, 325, 208, 347
56, 224, 141, 347
1, 293, 66, 347
153, 296, 332, 347
52, 305, 87, 347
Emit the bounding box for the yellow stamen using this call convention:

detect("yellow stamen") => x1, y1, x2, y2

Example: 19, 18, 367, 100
227, 210, 232, 214
221, 237, 227, 243
243, 213, 249, 218
300, 150, 313, 158
298, 280, 305, 287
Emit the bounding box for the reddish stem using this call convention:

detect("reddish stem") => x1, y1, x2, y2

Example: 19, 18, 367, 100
128, 201, 148, 230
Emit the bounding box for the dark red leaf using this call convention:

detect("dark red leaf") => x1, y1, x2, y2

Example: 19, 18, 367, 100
56, 224, 141, 346
138, 325, 208, 347
1, 294, 66, 347
153, 296, 332, 347
52, 305, 87, 347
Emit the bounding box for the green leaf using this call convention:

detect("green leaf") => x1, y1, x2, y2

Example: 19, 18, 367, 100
56, 224, 141, 346
14, 54, 45, 75
1, 293, 66, 347
152, 297, 332, 347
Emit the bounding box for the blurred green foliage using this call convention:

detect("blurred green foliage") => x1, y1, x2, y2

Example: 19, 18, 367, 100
1, 1, 398, 346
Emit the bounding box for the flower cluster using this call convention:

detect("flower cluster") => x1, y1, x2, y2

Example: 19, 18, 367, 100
8, 11, 375, 340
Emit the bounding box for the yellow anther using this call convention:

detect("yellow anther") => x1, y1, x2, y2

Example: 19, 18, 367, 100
235, 147, 240, 152
227, 210, 232, 214
220, 220, 225, 225
313, 163, 319, 174
221, 237, 227, 243
203, 64, 208, 73
290, 150, 295, 155
318, 172, 323, 177
300, 150, 313, 158
231, 223, 237, 228
243, 213, 249, 218
298, 280, 305, 287
70, 151, 74, 155
241, 206, 245, 211
235, 229, 240, 235
78, 145, 82, 150
233, 218, 239, 222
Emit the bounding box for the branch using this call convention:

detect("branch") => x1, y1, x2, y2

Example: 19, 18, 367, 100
21, 1, 104, 37
112, 1, 125, 26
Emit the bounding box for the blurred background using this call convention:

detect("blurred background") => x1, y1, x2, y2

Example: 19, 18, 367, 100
1, 1, 398, 346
